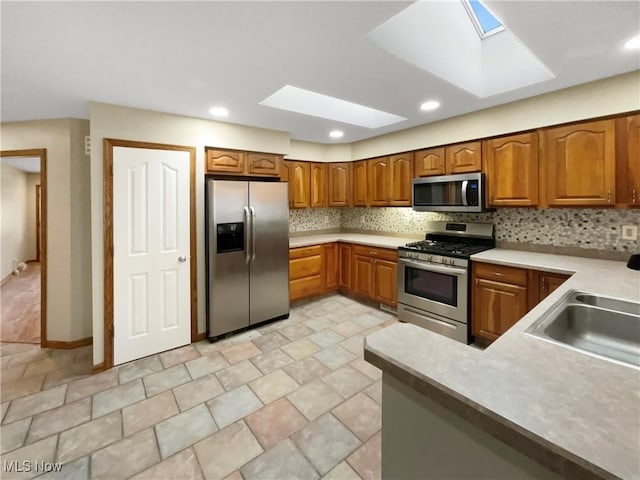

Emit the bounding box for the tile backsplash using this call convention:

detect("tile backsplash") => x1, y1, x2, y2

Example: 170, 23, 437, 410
291, 207, 640, 253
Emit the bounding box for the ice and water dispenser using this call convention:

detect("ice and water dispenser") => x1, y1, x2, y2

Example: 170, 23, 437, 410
216, 222, 244, 253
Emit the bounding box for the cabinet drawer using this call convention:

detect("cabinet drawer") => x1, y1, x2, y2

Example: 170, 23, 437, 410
290, 255, 322, 280
473, 262, 527, 287
290, 275, 323, 301
289, 245, 322, 259
351, 244, 397, 262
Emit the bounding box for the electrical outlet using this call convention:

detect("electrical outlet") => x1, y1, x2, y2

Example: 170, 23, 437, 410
621, 225, 638, 241
324, 215, 329, 223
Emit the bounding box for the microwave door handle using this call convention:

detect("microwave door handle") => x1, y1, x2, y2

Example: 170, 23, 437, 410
461, 180, 468, 206
400, 259, 467, 276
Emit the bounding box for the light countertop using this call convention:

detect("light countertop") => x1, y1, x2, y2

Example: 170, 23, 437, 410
289, 232, 420, 250
365, 248, 640, 479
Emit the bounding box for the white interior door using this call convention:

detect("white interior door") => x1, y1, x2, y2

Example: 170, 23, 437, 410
113, 146, 191, 365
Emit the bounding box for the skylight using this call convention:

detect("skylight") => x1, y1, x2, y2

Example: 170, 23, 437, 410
259, 85, 406, 129
463, 0, 504, 38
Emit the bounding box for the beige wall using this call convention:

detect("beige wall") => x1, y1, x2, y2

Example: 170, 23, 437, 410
0, 119, 92, 342
351, 71, 640, 159
0, 164, 39, 278
286, 140, 352, 162
89, 102, 290, 365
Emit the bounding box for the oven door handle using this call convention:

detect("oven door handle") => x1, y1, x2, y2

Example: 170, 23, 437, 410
401, 306, 458, 330
400, 259, 467, 276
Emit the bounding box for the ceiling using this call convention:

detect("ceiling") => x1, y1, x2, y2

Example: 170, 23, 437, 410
2, 1, 639, 144
1, 156, 41, 173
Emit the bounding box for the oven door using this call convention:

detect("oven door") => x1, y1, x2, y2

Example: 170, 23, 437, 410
398, 258, 468, 323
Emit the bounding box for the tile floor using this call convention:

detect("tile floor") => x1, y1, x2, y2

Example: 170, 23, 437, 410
1, 262, 41, 344
0, 294, 396, 479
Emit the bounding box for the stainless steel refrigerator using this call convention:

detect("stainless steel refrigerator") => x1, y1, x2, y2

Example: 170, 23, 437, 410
206, 179, 289, 338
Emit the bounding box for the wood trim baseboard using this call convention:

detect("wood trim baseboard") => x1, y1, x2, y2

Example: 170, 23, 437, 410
43, 336, 93, 349
103, 139, 198, 371
92, 362, 107, 374
193, 332, 206, 342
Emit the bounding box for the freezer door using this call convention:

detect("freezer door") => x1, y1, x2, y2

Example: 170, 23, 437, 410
207, 180, 250, 336
249, 182, 290, 324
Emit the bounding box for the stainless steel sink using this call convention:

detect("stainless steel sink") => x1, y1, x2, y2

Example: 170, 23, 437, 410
526, 291, 640, 368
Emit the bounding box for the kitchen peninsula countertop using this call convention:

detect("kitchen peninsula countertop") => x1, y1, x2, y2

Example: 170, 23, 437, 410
365, 249, 640, 479
289, 232, 420, 249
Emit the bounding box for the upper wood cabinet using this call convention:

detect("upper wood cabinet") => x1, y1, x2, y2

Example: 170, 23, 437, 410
247, 152, 281, 176
389, 153, 413, 206
484, 132, 539, 207
327, 163, 351, 207
446, 141, 482, 174
290, 161, 311, 209
310, 163, 327, 208
415, 147, 445, 177
542, 119, 616, 206
352, 160, 368, 207
206, 148, 281, 176
616, 114, 640, 207
367, 157, 390, 206
366, 154, 413, 206
206, 149, 244, 174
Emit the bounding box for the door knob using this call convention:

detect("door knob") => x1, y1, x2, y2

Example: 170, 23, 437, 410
178, 256, 187, 263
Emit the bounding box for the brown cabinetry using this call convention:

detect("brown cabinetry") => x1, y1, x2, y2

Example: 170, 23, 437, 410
310, 163, 327, 208
338, 243, 352, 290
289, 245, 323, 301
351, 244, 398, 306
367, 157, 390, 206
484, 132, 539, 207
472, 263, 528, 342
366, 154, 413, 207
389, 153, 413, 206
352, 160, 368, 207
327, 163, 351, 207
542, 119, 616, 206
206, 148, 281, 176
472, 262, 572, 344
206, 149, 244, 174
616, 114, 640, 206
323, 243, 338, 291
446, 141, 482, 174
415, 147, 446, 177
288, 161, 311, 209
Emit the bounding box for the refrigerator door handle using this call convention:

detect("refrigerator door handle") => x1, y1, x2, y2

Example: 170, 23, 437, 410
250, 206, 256, 262
243, 206, 251, 264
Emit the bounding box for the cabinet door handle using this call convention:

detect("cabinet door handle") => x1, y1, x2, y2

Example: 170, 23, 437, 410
633, 188, 637, 204
541, 277, 547, 292
607, 190, 612, 204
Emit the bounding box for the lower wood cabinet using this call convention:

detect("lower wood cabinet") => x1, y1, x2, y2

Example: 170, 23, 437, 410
289, 245, 323, 301
350, 245, 398, 307
338, 243, 352, 290
472, 262, 570, 343
289, 242, 397, 307
323, 243, 338, 291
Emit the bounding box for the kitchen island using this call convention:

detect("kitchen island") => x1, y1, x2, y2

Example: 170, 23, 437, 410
365, 250, 640, 479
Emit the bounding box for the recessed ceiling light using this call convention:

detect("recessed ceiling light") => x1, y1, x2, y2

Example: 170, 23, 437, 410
329, 130, 344, 139
420, 100, 440, 111
209, 107, 229, 117
625, 34, 640, 50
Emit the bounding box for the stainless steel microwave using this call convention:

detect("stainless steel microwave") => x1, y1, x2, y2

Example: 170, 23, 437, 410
412, 172, 488, 213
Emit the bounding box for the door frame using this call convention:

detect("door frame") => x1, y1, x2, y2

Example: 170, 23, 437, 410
0, 149, 47, 346
103, 139, 198, 370
35, 184, 42, 262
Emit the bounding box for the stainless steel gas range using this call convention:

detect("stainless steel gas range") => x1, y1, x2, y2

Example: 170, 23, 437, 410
397, 221, 495, 344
